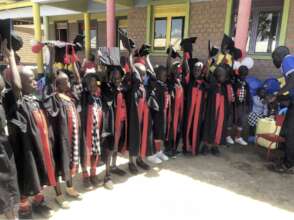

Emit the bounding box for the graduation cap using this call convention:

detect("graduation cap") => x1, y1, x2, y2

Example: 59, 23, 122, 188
0, 19, 23, 51
138, 43, 151, 57
166, 46, 181, 59
73, 34, 85, 51
221, 34, 235, 53
118, 28, 136, 51
208, 40, 219, 58
180, 37, 197, 53
98, 47, 121, 67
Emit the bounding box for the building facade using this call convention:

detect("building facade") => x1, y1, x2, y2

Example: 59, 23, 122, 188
1, 0, 294, 79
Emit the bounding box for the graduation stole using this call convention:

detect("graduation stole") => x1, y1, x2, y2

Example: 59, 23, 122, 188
215, 84, 225, 145
58, 93, 79, 169
137, 86, 149, 158
114, 91, 128, 153
226, 84, 235, 103
85, 98, 102, 167
183, 52, 191, 84
32, 108, 56, 187
185, 80, 203, 155
172, 83, 184, 147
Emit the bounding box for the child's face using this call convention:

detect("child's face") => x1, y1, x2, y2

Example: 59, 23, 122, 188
193, 66, 202, 78
259, 89, 266, 98
158, 70, 167, 83
110, 70, 122, 87
88, 78, 100, 95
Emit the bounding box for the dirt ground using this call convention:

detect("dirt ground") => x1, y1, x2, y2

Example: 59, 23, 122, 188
4, 145, 294, 220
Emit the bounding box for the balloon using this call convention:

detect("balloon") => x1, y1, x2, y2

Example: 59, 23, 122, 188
263, 78, 280, 95
233, 61, 241, 70
246, 76, 262, 96
241, 57, 254, 69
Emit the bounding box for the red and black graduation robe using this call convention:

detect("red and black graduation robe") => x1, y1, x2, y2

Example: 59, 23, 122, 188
151, 80, 170, 152
165, 80, 184, 152
4, 91, 56, 196
125, 74, 153, 158
100, 82, 128, 155
202, 81, 229, 146
80, 90, 102, 168
185, 78, 207, 155
44, 92, 80, 181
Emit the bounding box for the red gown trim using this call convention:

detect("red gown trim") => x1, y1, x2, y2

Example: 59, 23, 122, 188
32, 110, 56, 187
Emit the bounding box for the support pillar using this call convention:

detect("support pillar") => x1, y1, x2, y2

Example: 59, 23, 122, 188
32, 2, 44, 73
43, 16, 49, 41
84, 12, 91, 60
235, 0, 252, 56
106, 0, 116, 48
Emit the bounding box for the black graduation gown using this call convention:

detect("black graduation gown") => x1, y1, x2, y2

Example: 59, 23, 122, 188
185, 77, 207, 155
203, 81, 229, 146
43, 93, 78, 181
152, 80, 169, 141
80, 89, 102, 167
125, 74, 155, 157
4, 92, 55, 196
165, 80, 184, 152
0, 102, 19, 214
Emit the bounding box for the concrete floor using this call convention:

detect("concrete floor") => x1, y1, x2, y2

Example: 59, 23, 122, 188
15, 145, 294, 219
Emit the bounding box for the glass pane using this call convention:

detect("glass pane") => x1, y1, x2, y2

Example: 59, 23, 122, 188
119, 28, 128, 50
255, 12, 279, 53
170, 17, 184, 50
91, 29, 97, 49
154, 18, 167, 49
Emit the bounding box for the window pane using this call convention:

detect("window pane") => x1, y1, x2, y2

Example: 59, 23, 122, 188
170, 17, 184, 50
255, 12, 279, 53
119, 28, 128, 50
154, 18, 167, 49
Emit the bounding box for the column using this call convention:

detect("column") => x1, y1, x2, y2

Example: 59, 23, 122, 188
84, 12, 91, 60
43, 16, 49, 41
106, 0, 116, 48
32, 2, 44, 73
234, 0, 252, 56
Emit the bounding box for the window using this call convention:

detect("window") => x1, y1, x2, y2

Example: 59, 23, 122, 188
151, 4, 188, 51
170, 17, 184, 50
231, 0, 282, 54
55, 21, 68, 41
78, 20, 97, 49
255, 12, 279, 53
154, 18, 167, 49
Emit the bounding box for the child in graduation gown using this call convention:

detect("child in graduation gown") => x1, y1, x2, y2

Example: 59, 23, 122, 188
100, 66, 128, 189
80, 73, 103, 190
202, 64, 230, 156
185, 61, 208, 155
3, 47, 55, 219
165, 59, 184, 158
148, 65, 170, 163
44, 64, 82, 208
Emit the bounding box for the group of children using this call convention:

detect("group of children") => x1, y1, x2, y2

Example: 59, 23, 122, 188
0, 33, 260, 219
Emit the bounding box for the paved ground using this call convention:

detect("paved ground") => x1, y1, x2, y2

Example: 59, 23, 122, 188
6, 145, 294, 220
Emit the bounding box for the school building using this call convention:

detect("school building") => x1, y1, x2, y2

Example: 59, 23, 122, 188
0, 0, 294, 78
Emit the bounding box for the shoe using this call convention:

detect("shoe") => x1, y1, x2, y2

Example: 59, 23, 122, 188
83, 176, 94, 191
147, 155, 162, 164
235, 137, 248, 146
200, 144, 209, 155
211, 147, 220, 156
104, 176, 114, 190
65, 187, 82, 200
19, 208, 32, 220
32, 200, 54, 218
226, 136, 235, 145
55, 195, 70, 209
110, 166, 127, 176
136, 158, 151, 170
156, 151, 169, 161
90, 175, 103, 188
128, 162, 139, 175
268, 163, 294, 174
